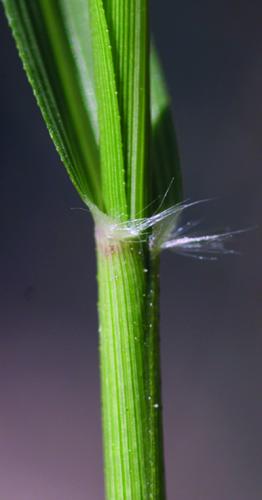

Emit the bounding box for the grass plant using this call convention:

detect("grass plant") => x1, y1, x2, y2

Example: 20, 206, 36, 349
2, 1, 182, 498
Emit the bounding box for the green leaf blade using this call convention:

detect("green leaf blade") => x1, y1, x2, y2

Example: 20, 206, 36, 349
89, 0, 128, 219
61, 0, 99, 141
3, 0, 101, 207
103, 0, 150, 218
151, 46, 183, 208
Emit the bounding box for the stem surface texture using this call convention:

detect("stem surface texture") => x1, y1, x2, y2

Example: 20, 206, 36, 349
96, 231, 166, 499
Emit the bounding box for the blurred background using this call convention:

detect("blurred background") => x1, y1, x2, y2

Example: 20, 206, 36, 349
0, 1, 261, 499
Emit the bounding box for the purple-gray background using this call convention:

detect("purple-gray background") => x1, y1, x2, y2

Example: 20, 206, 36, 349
0, 1, 261, 499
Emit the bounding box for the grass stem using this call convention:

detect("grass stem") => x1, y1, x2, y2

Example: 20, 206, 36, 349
96, 232, 165, 499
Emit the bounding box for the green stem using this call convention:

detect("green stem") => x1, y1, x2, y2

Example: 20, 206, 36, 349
145, 254, 166, 499
96, 229, 165, 499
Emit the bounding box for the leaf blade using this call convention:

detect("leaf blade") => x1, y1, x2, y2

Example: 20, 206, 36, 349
103, 0, 150, 218
3, 0, 101, 206
150, 46, 183, 208
89, 0, 128, 219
